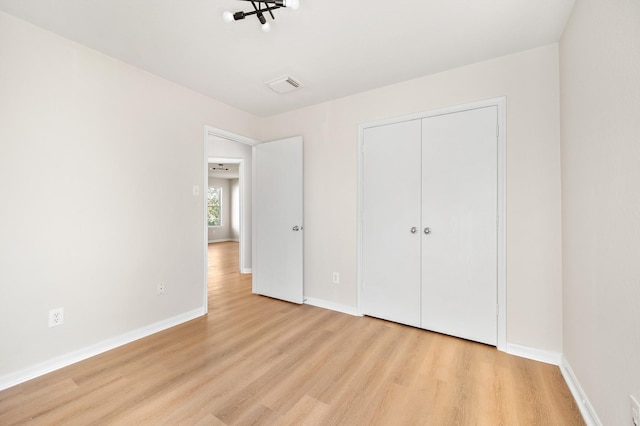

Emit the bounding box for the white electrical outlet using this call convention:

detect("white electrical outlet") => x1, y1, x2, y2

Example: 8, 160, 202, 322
48, 308, 64, 327
157, 282, 165, 295
631, 395, 640, 426
332, 272, 340, 284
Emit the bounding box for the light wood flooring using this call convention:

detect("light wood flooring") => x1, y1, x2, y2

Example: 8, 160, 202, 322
0, 241, 583, 425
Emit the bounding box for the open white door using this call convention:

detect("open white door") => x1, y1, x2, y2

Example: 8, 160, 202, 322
253, 136, 304, 304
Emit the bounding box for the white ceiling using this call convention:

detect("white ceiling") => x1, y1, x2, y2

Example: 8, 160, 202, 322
0, 0, 575, 117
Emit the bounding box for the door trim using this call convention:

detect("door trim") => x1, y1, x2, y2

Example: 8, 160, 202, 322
356, 97, 507, 351
203, 126, 259, 314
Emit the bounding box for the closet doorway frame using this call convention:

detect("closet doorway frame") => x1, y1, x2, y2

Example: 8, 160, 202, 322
356, 97, 507, 351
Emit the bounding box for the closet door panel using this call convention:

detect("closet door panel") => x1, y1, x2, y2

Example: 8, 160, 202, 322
421, 107, 498, 345
362, 120, 422, 327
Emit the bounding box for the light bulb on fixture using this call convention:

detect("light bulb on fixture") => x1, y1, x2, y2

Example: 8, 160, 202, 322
223, 10, 246, 22
284, 0, 299, 10
222, 11, 234, 23
257, 12, 271, 32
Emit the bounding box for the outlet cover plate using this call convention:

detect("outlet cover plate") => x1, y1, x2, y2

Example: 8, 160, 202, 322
49, 308, 64, 327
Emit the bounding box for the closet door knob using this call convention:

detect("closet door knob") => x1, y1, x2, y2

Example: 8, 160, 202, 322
424, 227, 431, 235
410, 227, 418, 234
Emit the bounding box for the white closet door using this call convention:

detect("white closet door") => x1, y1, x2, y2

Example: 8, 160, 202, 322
362, 120, 422, 327
421, 107, 498, 345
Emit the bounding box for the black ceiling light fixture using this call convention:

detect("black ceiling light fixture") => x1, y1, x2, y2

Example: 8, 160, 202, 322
223, 0, 300, 32
210, 164, 230, 171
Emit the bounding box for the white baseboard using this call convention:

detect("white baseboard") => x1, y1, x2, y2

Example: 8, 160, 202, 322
241, 268, 252, 274
506, 343, 562, 365
304, 297, 361, 317
0, 307, 205, 392
560, 355, 602, 426
208, 238, 237, 243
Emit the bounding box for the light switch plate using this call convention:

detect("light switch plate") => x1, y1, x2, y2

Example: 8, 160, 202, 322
193, 185, 199, 196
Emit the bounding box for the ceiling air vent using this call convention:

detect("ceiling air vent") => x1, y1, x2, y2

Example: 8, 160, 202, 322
265, 75, 304, 94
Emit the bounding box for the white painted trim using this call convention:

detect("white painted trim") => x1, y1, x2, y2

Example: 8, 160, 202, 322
506, 343, 561, 365
202, 127, 209, 314
356, 97, 507, 350
496, 97, 507, 351
359, 97, 507, 130
251, 146, 257, 295
356, 123, 364, 316
241, 268, 252, 274
238, 160, 246, 272
304, 297, 362, 317
205, 126, 260, 146
560, 355, 602, 426
0, 308, 204, 392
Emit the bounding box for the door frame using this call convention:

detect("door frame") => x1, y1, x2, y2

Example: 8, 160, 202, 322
356, 97, 507, 351
203, 126, 259, 314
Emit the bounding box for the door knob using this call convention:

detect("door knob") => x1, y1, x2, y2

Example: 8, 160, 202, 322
424, 227, 431, 235
410, 227, 418, 234
292, 226, 300, 231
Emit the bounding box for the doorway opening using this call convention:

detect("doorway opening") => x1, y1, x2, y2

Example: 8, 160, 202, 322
207, 159, 242, 298
207, 157, 242, 259
203, 127, 258, 313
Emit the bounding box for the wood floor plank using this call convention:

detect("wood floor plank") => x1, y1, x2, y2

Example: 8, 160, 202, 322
278, 395, 331, 426
0, 242, 584, 425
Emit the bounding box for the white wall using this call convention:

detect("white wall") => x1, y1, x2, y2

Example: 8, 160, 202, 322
207, 177, 231, 241
560, 0, 640, 424
261, 44, 563, 352
206, 135, 253, 272
0, 11, 259, 383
